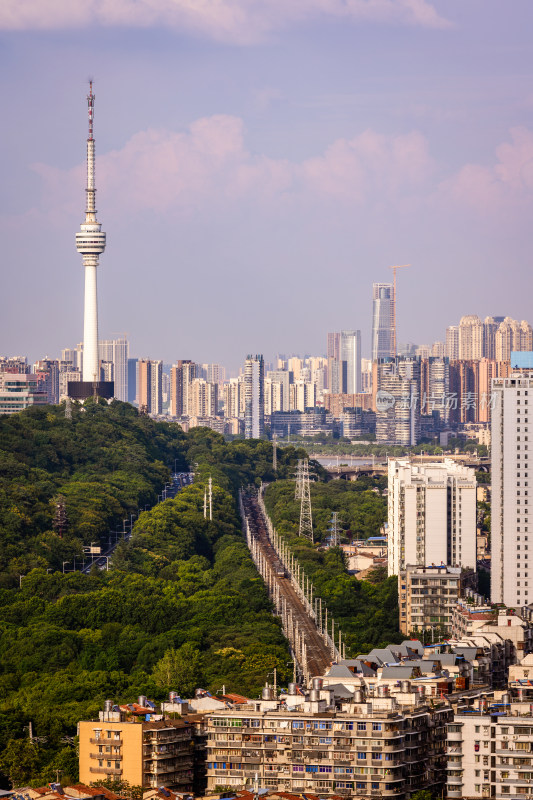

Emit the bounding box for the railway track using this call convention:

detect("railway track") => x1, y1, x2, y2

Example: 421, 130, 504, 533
241, 490, 334, 681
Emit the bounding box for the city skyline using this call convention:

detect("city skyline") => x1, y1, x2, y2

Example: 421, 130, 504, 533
2, 3, 533, 370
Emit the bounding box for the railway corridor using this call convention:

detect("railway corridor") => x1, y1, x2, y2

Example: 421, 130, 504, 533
240, 488, 344, 684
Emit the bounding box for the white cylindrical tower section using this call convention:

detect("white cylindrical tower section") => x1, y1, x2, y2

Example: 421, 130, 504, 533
83, 262, 99, 382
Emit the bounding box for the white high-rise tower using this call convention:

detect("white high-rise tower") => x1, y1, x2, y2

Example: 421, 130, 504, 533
75, 82, 106, 384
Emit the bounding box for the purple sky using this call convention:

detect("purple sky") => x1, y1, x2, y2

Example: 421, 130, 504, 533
1, 0, 533, 372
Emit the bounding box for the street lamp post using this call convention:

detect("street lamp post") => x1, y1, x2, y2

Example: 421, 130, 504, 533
62, 561, 69, 574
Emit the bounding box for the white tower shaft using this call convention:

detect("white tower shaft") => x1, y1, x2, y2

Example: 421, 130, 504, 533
83, 265, 99, 382
75, 81, 106, 383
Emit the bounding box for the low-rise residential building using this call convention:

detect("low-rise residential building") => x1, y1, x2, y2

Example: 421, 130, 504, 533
204, 684, 451, 798
78, 700, 193, 791
452, 602, 533, 655
398, 564, 475, 636
447, 693, 533, 800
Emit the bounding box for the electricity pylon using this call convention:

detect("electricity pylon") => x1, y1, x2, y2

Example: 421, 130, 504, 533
327, 512, 342, 548
298, 460, 314, 542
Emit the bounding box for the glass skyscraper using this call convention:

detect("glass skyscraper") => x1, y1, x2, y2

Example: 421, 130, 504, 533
372, 283, 393, 361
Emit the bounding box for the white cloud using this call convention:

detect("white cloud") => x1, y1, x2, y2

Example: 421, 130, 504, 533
29, 114, 435, 219
439, 127, 533, 212
0, 0, 451, 42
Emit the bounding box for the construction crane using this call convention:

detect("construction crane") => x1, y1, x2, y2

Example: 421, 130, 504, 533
389, 264, 411, 356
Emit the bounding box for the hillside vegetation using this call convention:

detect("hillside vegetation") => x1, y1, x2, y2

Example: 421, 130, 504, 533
0, 404, 306, 788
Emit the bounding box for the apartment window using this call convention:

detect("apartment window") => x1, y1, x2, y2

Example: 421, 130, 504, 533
372, 723, 382, 731
357, 752, 367, 760
98, 761, 103, 767
357, 723, 366, 731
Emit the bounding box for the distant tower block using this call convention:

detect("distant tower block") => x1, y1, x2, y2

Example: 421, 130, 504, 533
69, 81, 113, 400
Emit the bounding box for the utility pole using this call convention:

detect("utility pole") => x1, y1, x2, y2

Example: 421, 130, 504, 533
389, 263, 411, 356
209, 476, 213, 521
272, 433, 277, 472
203, 488, 207, 519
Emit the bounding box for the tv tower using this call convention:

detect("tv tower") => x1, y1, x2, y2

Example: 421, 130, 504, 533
70, 82, 113, 400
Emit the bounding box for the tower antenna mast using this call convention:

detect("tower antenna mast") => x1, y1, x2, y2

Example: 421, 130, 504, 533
389, 264, 410, 356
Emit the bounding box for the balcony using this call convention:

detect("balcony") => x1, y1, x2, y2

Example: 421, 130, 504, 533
89, 767, 122, 776
90, 738, 122, 745
90, 752, 121, 760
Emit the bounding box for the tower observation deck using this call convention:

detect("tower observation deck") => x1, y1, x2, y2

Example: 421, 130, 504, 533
69, 81, 113, 401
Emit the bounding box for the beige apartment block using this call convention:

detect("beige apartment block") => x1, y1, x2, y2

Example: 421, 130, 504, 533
79, 717, 193, 790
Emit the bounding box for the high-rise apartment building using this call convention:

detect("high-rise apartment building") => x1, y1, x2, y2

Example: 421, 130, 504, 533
190, 378, 218, 418
100, 338, 129, 402
495, 317, 533, 362
340, 330, 361, 394
137, 359, 162, 415
491, 372, 533, 606
420, 356, 450, 422
290, 380, 316, 412
266, 370, 292, 412
327, 332, 340, 361
459, 315, 484, 361
244, 354, 264, 439
388, 458, 477, 577
445, 326, 459, 360
170, 360, 198, 417
371, 283, 393, 361
375, 357, 421, 445
128, 358, 137, 403
223, 377, 244, 419
34, 358, 60, 404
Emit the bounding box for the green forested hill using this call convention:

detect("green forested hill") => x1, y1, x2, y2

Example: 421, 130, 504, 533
0, 404, 307, 788
0, 399, 188, 579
